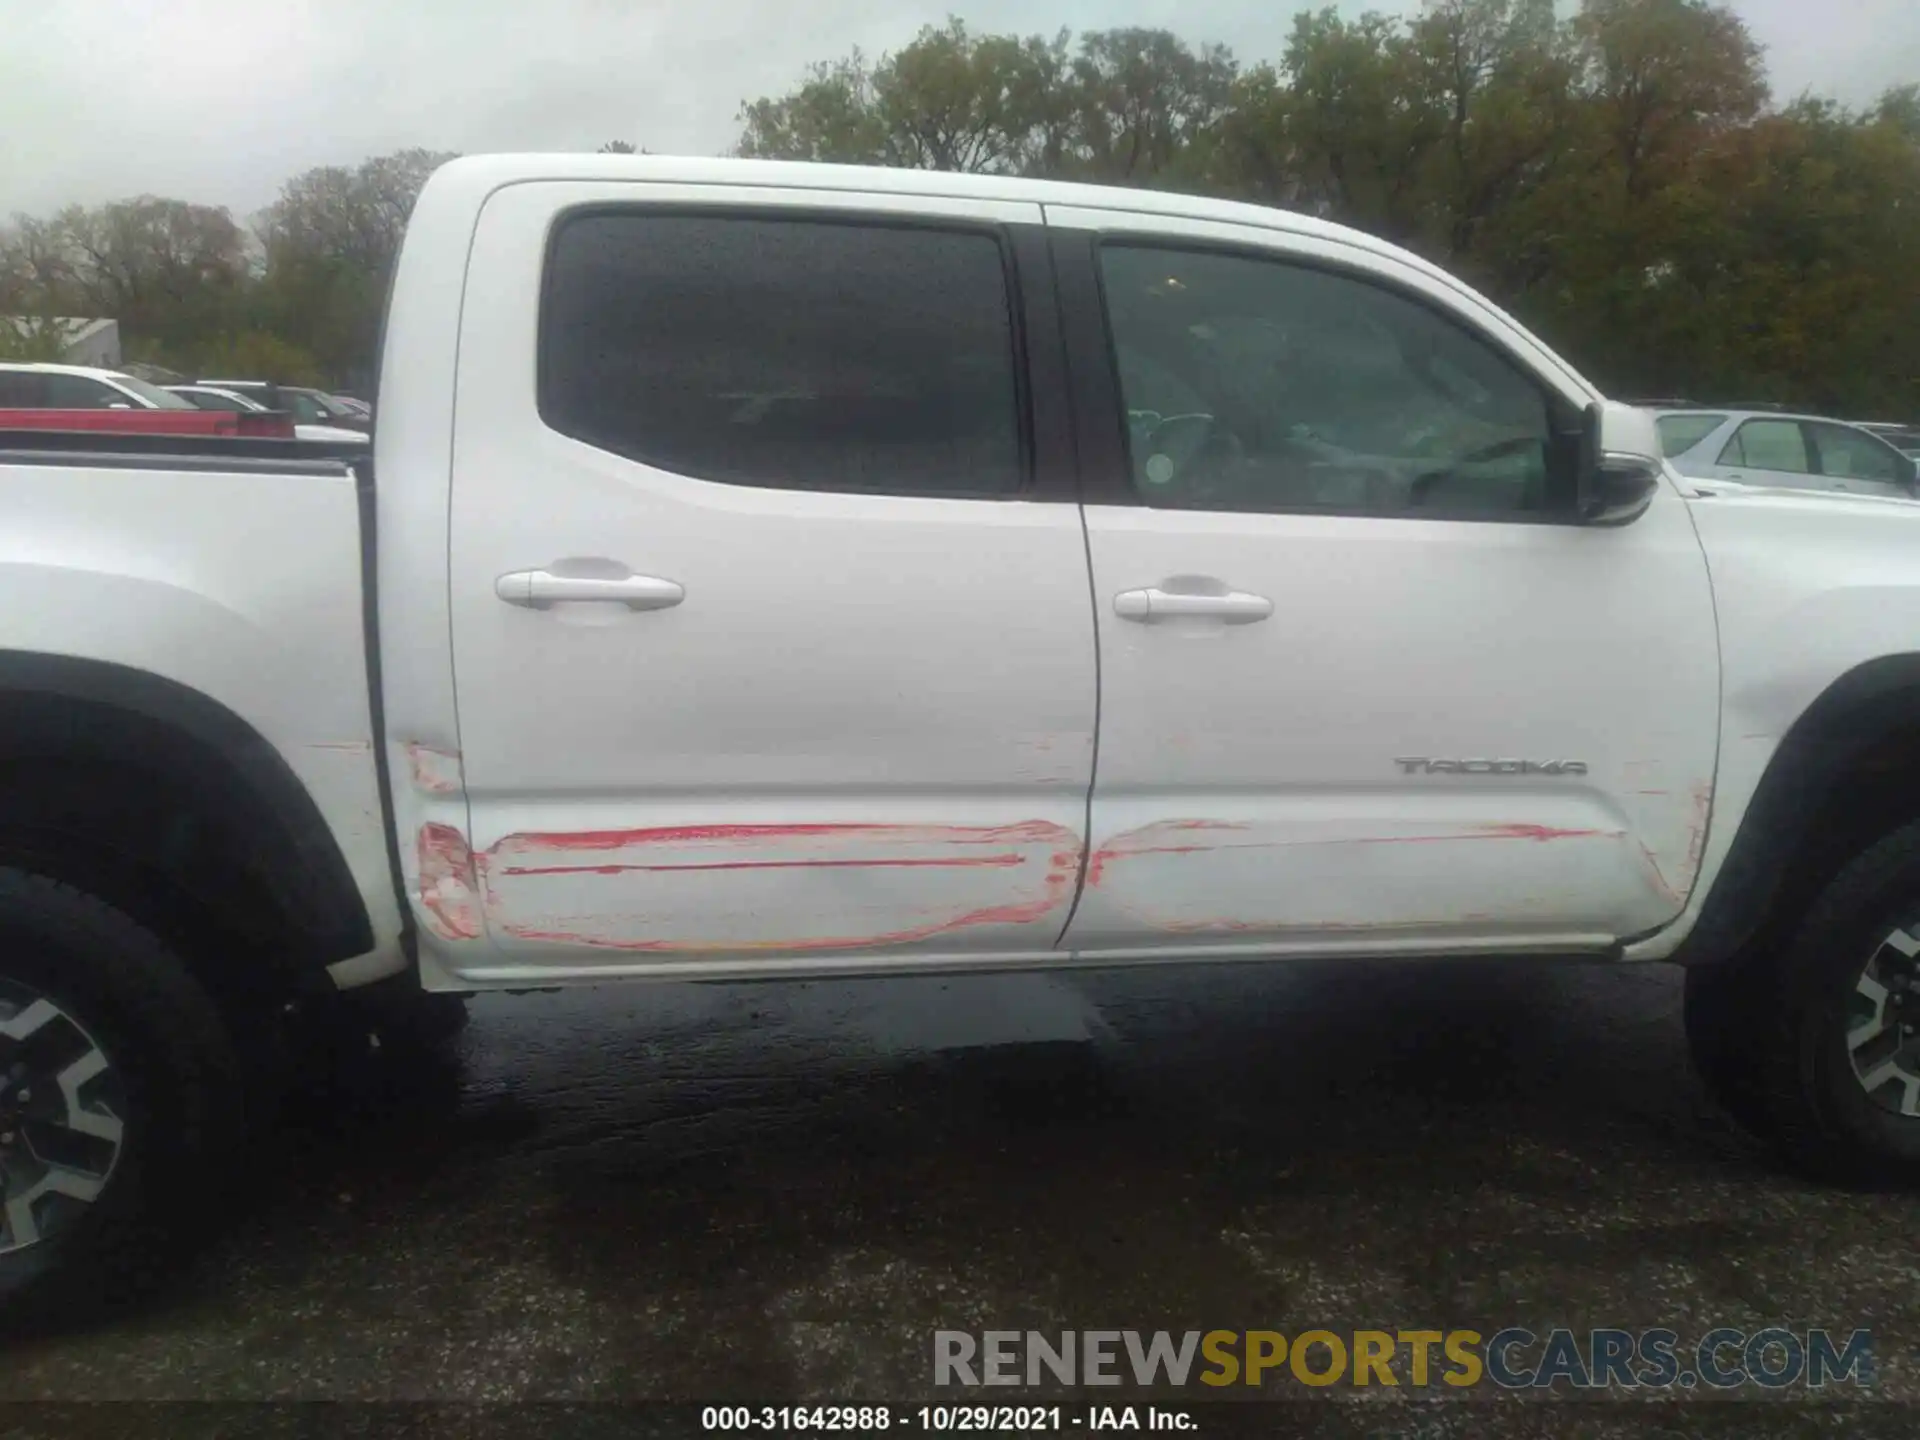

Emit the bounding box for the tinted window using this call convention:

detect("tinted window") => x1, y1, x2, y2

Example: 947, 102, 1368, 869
1721, 420, 1811, 473
0, 371, 44, 406
104, 374, 195, 409
1098, 244, 1561, 516
1656, 413, 1726, 457
284, 391, 329, 424
42, 374, 127, 409
1810, 423, 1901, 484
541, 213, 1024, 497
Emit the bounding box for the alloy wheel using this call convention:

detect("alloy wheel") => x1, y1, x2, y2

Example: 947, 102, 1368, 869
1847, 924, 1920, 1117
0, 979, 126, 1255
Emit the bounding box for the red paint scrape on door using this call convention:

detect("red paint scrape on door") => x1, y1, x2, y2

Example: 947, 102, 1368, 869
1085, 818, 1611, 888
1084, 821, 1250, 885
417, 822, 482, 941
479, 820, 1084, 953
406, 742, 463, 794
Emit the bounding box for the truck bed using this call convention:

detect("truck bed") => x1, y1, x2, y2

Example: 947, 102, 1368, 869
0, 432, 407, 984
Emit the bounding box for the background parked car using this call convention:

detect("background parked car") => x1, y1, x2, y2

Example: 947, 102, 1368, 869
1860, 421, 1920, 460
197, 379, 371, 433
0, 362, 294, 436
1647, 406, 1918, 499
167, 384, 368, 444
0, 361, 206, 413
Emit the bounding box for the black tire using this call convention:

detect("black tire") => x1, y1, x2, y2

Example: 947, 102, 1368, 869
357, 985, 470, 1053
1683, 957, 1773, 1136
0, 869, 242, 1323
1694, 820, 1920, 1185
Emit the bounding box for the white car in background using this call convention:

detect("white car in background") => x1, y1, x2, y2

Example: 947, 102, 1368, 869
0, 361, 207, 413
165, 384, 369, 444
1649, 406, 1917, 499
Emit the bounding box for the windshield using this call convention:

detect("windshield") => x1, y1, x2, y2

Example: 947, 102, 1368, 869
290, 387, 354, 420
179, 388, 260, 412
105, 373, 197, 410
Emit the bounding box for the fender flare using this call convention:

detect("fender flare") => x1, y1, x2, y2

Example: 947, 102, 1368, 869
1675, 654, 1920, 968
0, 651, 374, 972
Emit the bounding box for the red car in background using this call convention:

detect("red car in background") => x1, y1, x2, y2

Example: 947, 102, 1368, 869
0, 407, 293, 437
0, 362, 295, 438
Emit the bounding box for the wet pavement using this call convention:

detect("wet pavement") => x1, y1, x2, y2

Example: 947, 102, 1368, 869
3, 956, 1918, 1432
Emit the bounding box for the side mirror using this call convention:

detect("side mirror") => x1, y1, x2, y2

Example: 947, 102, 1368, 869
1899, 453, 1918, 495
1576, 400, 1661, 526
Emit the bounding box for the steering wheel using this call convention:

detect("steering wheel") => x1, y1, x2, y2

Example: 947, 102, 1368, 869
1137, 413, 1236, 498
1407, 435, 1543, 508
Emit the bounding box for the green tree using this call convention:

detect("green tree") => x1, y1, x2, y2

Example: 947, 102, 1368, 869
738, 21, 1072, 173
737, 51, 892, 163
255, 148, 457, 387
1572, 0, 1768, 203
1408, 0, 1574, 261
736, 20, 1231, 184
1231, 9, 1440, 237
56, 197, 251, 357
1063, 28, 1237, 184
0, 315, 72, 361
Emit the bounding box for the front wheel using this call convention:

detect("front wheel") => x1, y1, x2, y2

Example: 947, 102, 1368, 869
0, 870, 241, 1321
1687, 820, 1920, 1185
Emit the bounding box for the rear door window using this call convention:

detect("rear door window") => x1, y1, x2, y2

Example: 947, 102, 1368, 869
1720, 419, 1811, 474
40, 374, 127, 409
1656, 413, 1726, 457
539, 212, 1026, 498
0, 371, 45, 406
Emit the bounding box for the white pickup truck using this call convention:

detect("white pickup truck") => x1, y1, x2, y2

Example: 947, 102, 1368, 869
5, 154, 1920, 1310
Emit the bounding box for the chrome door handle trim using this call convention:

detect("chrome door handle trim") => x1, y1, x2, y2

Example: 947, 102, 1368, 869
495, 570, 685, 610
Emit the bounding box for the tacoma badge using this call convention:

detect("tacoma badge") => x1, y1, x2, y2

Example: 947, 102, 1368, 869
1395, 758, 1589, 776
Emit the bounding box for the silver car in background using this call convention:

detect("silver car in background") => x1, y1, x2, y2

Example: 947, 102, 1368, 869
1647, 406, 1918, 499
1861, 422, 1920, 462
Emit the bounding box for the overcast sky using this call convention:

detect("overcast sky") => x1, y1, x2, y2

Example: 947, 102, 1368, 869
2, 0, 1914, 221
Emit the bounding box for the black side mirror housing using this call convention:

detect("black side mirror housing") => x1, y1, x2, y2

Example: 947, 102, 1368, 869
1575, 401, 1661, 526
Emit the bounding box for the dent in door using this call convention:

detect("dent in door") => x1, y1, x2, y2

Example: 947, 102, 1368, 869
474, 821, 1083, 953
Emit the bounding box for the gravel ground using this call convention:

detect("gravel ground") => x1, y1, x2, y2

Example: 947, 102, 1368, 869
1, 957, 1916, 1437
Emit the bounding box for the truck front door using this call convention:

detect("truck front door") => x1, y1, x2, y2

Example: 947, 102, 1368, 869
1047, 207, 1722, 957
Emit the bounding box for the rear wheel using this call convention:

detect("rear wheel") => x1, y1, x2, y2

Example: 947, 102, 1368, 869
0, 870, 241, 1320
1686, 820, 1920, 1184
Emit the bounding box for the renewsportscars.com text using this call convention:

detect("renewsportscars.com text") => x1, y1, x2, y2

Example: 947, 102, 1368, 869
933, 1328, 1873, 1391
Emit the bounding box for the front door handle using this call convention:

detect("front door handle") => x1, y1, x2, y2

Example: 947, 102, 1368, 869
1114, 586, 1273, 624
495, 569, 685, 610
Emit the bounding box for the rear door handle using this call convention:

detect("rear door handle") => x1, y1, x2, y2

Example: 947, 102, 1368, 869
495, 570, 685, 610
1114, 586, 1273, 624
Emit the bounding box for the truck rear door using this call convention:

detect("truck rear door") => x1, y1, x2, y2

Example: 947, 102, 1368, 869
440, 184, 1095, 979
